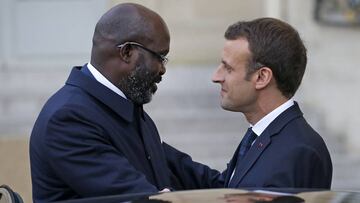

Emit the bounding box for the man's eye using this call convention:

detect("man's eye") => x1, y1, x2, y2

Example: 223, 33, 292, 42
225, 66, 232, 73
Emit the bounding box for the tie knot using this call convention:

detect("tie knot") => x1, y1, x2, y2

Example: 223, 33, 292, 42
239, 128, 257, 156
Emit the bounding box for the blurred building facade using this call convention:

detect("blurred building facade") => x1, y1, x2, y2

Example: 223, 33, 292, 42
0, 0, 360, 202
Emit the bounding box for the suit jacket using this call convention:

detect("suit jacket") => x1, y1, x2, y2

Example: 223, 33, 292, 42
163, 103, 333, 189
30, 66, 172, 203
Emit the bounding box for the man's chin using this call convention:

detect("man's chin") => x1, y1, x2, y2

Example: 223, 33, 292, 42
142, 95, 153, 104
140, 92, 154, 105
220, 101, 237, 112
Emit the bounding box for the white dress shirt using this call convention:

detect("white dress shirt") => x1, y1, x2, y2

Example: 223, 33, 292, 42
251, 99, 295, 137
87, 63, 127, 99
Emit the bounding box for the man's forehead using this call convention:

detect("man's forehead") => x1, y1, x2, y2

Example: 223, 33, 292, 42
222, 38, 250, 62
223, 38, 249, 52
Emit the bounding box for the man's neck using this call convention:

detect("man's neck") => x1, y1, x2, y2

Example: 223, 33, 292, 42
245, 93, 289, 125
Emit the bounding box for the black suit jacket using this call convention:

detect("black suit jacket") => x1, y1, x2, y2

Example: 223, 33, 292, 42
30, 66, 171, 203
164, 103, 332, 189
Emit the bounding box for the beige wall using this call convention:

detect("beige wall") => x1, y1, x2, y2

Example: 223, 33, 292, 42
111, 0, 266, 64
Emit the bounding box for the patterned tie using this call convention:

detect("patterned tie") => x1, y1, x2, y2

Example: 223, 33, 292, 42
229, 127, 257, 187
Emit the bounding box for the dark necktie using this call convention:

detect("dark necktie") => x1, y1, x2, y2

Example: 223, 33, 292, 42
133, 105, 144, 136
229, 127, 257, 187
238, 127, 257, 157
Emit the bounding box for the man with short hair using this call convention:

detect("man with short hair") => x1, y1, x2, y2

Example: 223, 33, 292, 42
164, 17, 332, 189
30, 3, 172, 202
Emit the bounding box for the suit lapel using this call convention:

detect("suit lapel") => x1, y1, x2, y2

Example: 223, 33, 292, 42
229, 133, 271, 187
224, 145, 240, 186
66, 66, 134, 123
230, 103, 303, 188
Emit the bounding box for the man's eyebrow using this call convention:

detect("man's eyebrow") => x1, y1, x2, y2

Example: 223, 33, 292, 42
158, 49, 169, 56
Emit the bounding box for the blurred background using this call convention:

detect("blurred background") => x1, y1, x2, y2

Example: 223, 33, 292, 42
1, 0, 360, 202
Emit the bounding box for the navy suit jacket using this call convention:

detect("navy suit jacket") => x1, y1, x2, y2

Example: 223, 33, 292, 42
30, 66, 172, 203
163, 103, 333, 189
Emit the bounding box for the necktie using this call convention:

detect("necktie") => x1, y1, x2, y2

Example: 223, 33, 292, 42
133, 105, 144, 136
229, 127, 257, 187
238, 127, 257, 157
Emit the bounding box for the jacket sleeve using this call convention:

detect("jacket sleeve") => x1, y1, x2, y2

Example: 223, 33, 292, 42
162, 142, 225, 190
44, 106, 158, 197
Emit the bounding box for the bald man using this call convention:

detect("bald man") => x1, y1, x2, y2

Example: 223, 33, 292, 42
30, 3, 173, 202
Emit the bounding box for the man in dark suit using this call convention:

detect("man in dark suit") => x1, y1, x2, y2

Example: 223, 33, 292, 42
30, 3, 172, 203
163, 18, 332, 189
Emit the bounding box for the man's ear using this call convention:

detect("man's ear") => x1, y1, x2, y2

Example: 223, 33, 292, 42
254, 67, 273, 90
118, 44, 133, 64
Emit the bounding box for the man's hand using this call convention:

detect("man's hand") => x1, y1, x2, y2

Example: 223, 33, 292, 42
159, 188, 171, 193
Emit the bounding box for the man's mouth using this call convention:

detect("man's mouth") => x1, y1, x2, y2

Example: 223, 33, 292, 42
150, 83, 158, 93
149, 76, 162, 94
220, 88, 227, 97
154, 76, 162, 84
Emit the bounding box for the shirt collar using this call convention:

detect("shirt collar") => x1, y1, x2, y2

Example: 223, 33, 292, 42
87, 63, 127, 99
251, 99, 295, 136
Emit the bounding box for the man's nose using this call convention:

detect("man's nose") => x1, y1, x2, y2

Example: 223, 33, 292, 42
212, 65, 223, 83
